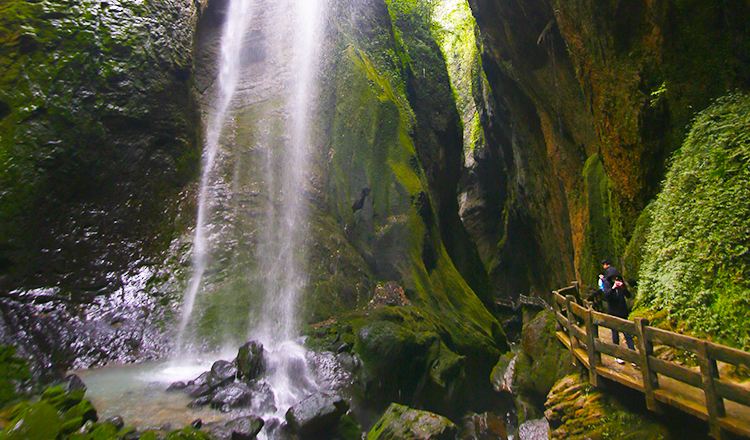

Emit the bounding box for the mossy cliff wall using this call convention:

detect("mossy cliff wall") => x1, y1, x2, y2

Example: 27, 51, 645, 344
465, 0, 750, 289
305, 0, 508, 418
0, 0, 206, 375
0, 0, 204, 297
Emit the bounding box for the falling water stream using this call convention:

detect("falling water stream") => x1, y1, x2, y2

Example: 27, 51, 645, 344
77, 0, 334, 434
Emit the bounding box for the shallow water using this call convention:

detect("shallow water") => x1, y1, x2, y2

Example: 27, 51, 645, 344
75, 358, 230, 430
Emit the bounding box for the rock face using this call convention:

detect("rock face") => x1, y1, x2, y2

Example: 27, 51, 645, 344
465, 0, 750, 292
0, 0, 204, 294
0, 0, 206, 374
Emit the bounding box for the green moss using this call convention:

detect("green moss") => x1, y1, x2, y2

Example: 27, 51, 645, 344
580, 154, 617, 284
0, 345, 29, 409
635, 93, 750, 349
0, 401, 62, 440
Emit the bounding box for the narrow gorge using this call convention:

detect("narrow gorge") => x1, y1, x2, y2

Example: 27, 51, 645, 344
0, 0, 748, 439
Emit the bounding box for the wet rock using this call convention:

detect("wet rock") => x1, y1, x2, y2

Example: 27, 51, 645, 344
188, 382, 214, 399
494, 310, 576, 423
211, 382, 252, 412
212, 359, 238, 382
331, 341, 350, 353
167, 381, 187, 391
248, 380, 277, 414
104, 415, 124, 430
209, 416, 264, 440
2, 402, 62, 440
237, 341, 265, 380
188, 395, 212, 408
337, 411, 364, 440
462, 412, 507, 440
285, 392, 349, 439
545, 374, 669, 439
64, 374, 87, 393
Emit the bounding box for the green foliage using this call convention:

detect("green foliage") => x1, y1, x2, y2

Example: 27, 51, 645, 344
635, 93, 750, 349
0, 345, 29, 409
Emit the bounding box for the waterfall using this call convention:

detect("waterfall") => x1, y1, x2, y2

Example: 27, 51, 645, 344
177, 0, 256, 346
172, 0, 330, 422
255, 0, 324, 346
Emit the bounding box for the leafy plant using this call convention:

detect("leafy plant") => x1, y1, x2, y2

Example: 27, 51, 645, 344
635, 92, 750, 349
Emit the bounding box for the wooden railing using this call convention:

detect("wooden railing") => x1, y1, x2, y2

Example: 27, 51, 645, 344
552, 285, 750, 439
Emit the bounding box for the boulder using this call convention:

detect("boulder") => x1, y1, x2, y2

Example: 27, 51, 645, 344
167, 381, 188, 392
211, 360, 238, 382
284, 393, 349, 438
366, 403, 457, 440
237, 341, 265, 380
247, 380, 277, 414
209, 416, 264, 440
462, 412, 507, 440
211, 383, 252, 412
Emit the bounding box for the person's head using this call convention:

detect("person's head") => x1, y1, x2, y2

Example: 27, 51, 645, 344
601, 259, 611, 269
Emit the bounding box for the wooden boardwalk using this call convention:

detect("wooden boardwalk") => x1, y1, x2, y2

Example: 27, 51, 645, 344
552, 285, 750, 439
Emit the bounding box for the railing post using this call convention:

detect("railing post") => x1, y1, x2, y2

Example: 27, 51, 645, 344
584, 305, 600, 387
552, 292, 562, 331
634, 317, 661, 413
565, 295, 582, 367
698, 341, 725, 439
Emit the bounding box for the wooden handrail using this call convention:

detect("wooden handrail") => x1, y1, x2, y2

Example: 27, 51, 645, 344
552, 286, 750, 440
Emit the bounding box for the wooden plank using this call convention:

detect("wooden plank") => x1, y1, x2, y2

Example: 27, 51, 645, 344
653, 389, 710, 421
594, 339, 639, 364
649, 357, 704, 388
717, 415, 750, 438
697, 341, 725, 438
556, 285, 578, 297
573, 347, 590, 368
591, 311, 637, 334
554, 292, 568, 306
706, 342, 750, 370
570, 301, 587, 319
571, 324, 587, 343
594, 366, 645, 392
715, 378, 750, 407
555, 311, 568, 327
645, 326, 703, 352
557, 331, 571, 350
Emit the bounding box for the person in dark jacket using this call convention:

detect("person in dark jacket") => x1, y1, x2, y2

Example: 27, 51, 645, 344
601, 260, 635, 358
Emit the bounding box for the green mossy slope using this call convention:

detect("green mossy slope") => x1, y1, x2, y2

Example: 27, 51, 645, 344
634, 93, 750, 350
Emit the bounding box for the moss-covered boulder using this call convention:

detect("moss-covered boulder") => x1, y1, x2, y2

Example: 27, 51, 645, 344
492, 310, 576, 423
544, 374, 670, 440
365, 403, 458, 440
634, 93, 750, 349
